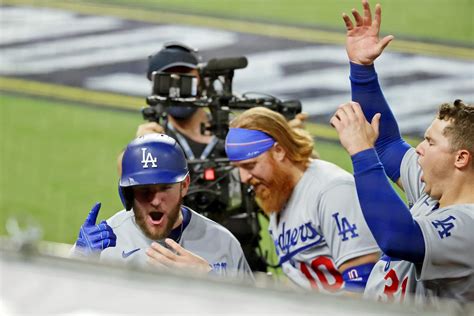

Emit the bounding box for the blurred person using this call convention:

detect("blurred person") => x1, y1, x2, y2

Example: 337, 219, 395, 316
330, 0, 473, 303
224, 106, 380, 294
72, 133, 254, 281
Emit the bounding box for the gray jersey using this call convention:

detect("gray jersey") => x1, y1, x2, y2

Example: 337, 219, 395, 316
75, 206, 253, 281
268, 160, 379, 293
364, 148, 474, 303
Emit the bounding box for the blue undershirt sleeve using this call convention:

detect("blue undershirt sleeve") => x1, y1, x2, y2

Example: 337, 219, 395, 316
350, 62, 411, 182
351, 148, 425, 264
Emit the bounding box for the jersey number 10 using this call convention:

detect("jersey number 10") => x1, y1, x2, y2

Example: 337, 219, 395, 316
300, 256, 344, 292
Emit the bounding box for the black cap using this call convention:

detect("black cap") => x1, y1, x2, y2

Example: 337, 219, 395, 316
147, 42, 200, 80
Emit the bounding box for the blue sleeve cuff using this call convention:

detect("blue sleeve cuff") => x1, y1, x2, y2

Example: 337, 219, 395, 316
350, 62, 377, 83
351, 148, 383, 176
342, 262, 376, 292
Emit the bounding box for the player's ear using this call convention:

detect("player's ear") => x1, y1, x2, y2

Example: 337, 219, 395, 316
180, 174, 191, 197
271, 142, 286, 162
454, 149, 471, 169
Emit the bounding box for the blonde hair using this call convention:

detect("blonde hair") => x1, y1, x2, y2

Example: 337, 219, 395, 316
230, 107, 316, 165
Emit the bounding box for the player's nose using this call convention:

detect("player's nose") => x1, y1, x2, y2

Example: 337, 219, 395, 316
149, 191, 162, 207
415, 141, 425, 156
239, 168, 252, 184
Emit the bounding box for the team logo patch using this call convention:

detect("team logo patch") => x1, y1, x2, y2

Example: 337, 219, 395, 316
332, 212, 359, 241
141, 147, 158, 168
431, 215, 456, 239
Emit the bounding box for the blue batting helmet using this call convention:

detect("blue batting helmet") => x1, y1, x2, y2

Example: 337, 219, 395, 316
119, 133, 189, 210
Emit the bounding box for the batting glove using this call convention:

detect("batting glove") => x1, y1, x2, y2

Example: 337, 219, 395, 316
74, 202, 117, 256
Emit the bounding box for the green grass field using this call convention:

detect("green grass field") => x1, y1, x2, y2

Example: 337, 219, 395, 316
0, 95, 141, 242
99, 0, 474, 43
0, 0, 472, 260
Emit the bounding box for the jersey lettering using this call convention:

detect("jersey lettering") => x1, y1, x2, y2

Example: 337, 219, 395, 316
272, 221, 324, 258
347, 268, 359, 280
381, 269, 408, 302
422, 196, 431, 206
300, 256, 344, 292
212, 262, 227, 273
332, 212, 359, 241
141, 148, 158, 168
431, 215, 456, 239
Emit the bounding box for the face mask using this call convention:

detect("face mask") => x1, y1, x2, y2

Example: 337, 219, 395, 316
167, 106, 198, 120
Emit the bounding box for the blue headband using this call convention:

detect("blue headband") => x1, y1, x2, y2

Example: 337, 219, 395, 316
225, 128, 275, 161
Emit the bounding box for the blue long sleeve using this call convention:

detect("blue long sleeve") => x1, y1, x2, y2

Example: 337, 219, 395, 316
350, 63, 411, 182
352, 148, 425, 264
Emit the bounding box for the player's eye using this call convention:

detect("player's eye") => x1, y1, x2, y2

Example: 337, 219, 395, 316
243, 163, 256, 170
424, 137, 433, 146
156, 185, 172, 192
134, 189, 153, 201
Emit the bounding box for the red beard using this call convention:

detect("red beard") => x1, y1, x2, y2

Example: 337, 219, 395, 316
251, 157, 295, 215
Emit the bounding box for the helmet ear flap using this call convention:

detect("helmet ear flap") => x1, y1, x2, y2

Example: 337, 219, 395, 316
119, 185, 134, 211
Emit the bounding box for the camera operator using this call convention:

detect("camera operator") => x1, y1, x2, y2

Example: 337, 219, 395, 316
138, 42, 219, 158
138, 42, 308, 156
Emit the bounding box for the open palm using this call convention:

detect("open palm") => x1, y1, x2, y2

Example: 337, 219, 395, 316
343, 0, 393, 65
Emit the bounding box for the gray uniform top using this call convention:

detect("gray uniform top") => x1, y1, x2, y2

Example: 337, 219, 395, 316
75, 206, 254, 281
268, 159, 380, 292
364, 148, 474, 304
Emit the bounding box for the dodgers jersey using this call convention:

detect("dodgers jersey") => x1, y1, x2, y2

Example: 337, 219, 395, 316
364, 148, 474, 303
268, 160, 380, 292
74, 206, 254, 281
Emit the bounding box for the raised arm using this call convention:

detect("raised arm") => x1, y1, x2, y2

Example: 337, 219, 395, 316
331, 102, 425, 264
343, 0, 410, 186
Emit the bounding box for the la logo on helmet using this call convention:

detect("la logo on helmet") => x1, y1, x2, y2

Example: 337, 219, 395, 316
141, 148, 157, 168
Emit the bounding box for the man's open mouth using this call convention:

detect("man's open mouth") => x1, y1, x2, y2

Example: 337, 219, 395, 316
149, 211, 164, 224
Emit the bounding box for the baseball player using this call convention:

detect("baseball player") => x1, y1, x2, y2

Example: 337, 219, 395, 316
224, 107, 380, 294
72, 133, 254, 281
331, 0, 474, 303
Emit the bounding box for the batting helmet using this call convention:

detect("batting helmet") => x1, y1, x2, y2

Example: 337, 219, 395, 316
119, 133, 189, 210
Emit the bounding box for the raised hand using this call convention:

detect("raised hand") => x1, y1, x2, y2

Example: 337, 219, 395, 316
146, 239, 212, 275
343, 0, 394, 65
330, 101, 380, 156
75, 202, 117, 256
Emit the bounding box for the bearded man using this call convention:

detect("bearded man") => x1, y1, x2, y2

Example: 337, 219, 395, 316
225, 107, 379, 293
71, 133, 253, 281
